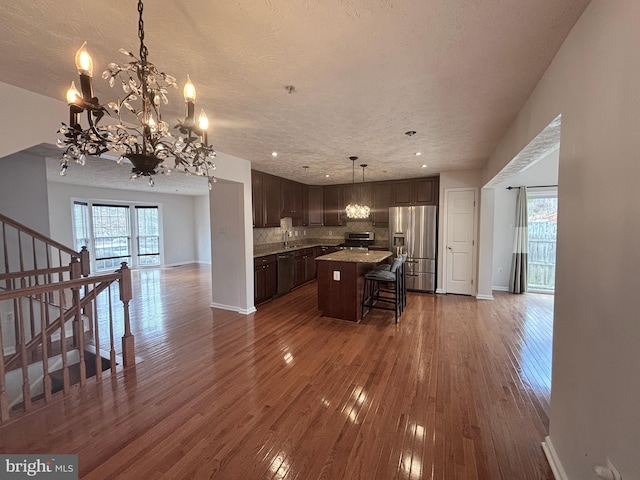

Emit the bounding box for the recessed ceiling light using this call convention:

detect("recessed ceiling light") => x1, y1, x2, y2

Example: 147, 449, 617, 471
415, 152, 423, 156
271, 151, 278, 157
421, 164, 427, 168
325, 174, 330, 178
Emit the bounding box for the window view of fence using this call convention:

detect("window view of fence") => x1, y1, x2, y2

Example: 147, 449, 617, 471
527, 196, 557, 292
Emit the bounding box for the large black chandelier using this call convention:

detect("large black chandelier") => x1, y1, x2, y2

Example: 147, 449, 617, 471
57, 0, 217, 188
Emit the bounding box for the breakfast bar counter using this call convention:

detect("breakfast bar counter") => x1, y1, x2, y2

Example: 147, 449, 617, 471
316, 250, 392, 322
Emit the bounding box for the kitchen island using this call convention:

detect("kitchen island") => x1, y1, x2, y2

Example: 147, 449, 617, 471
316, 249, 392, 322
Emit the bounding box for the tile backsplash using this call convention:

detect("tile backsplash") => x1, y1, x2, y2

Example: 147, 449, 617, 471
252, 218, 389, 247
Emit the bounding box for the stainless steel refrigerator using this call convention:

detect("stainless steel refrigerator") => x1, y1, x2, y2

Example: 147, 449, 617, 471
389, 206, 437, 292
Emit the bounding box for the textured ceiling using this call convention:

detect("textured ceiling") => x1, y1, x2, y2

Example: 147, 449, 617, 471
0, 0, 590, 187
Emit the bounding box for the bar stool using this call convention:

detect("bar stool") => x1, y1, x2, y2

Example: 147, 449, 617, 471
375, 253, 407, 313
361, 255, 405, 323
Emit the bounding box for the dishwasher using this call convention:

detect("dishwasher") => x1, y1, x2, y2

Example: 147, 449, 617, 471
277, 252, 295, 295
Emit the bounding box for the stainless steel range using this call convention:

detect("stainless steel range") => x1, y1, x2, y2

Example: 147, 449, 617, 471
337, 232, 375, 250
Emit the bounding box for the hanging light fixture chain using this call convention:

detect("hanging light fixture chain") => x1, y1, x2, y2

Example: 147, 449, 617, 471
138, 0, 148, 63
137, 0, 151, 155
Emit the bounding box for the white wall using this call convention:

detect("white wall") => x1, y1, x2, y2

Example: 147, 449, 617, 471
193, 194, 211, 264
0, 82, 66, 160
0, 152, 50, 235
491, 149, 559, 290
47, 182, 198, 267
209, 152, 254, 314
483, 2, 640, 478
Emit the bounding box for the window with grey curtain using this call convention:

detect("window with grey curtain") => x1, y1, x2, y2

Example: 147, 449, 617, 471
509, 186, 528, 293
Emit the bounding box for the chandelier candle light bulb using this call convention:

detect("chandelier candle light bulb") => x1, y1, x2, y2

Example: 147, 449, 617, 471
66, 82, 82, 126
184, 75, 196, 123
198, 109, 209, 145
74, 42, 94, 99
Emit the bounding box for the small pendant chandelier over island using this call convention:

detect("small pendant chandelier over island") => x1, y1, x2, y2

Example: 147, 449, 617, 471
345, 156, 371, 219
57, 0, 217, 188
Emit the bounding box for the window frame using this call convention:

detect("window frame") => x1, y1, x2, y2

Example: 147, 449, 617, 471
71, 198, 164, 272
526, 188, 558, 293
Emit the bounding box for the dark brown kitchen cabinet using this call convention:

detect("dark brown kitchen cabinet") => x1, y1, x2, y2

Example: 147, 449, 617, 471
281, 179, 303, 223
306, 186, 324, 226
371, 181, 393, 226
392, 177, 439, 206
414, 177, 438, 205
392, 180, 414, 205
294, 248, 316, 286
305, 252, 316, 280
323, 185, 344, 226
251, 170, 263, 228
254, 254, 277, 305
262, 173, 282, 227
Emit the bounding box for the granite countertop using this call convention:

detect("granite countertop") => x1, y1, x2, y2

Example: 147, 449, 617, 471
253, 243, 339, 258
315, 250, 392, 263
254, 243, 390, 258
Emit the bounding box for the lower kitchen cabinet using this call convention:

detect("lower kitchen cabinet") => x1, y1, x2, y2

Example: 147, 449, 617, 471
254, 255, 277, 305
294, 248, 316, 286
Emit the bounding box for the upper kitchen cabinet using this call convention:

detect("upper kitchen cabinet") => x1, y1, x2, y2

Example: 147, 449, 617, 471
251, 170, 264, 228
323, 185, 344, 226
305, 186, 323, 226
281, 179, 303, 223
392, 176, 439, 206
371, 181, 393, 226
262, 172, 282, 227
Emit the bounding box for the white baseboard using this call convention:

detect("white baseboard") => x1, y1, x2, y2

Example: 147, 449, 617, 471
210, 302, 256, 315
542, 437, 568, 480
475, 294, 494, 300
435, 288, 445, 294
162, 261, 199, 268
492, 285, 509, 292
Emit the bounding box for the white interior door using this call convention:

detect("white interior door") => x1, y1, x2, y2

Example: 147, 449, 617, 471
445, 189, 476, 295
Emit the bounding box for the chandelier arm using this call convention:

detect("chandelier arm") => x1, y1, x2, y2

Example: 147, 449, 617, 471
82, 111, 117, 148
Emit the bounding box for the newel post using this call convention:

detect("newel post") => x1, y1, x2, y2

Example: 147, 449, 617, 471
80, 246, 90, 277
70, 256, 81, 279
118, 262, 135, 367
69, 257, 82, 347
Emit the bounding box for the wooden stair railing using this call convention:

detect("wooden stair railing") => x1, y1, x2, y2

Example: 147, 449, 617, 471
0, 213, 135, 423
0, 212, 90, 282
0, 263, 134, 423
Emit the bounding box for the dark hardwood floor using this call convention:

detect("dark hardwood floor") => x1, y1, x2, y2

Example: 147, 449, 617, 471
0, 264, 554, 479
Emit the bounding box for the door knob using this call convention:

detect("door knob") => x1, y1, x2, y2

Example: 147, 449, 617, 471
447, 246, 452, 250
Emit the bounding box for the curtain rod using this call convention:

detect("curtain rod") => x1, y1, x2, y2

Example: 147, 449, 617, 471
506, 184, 558, 190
